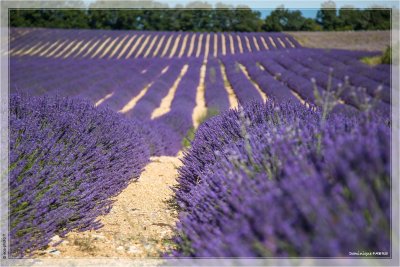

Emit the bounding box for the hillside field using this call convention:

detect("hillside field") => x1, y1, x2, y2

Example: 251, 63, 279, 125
8, 28, 392, 260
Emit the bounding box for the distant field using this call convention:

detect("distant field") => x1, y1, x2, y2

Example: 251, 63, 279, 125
287, 31, 391, 51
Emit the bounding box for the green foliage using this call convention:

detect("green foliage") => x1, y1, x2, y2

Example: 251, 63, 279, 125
182, 107, 220, 148
9, 0, 391, 32
10, 1, 262, 32
10, 9, 89, 29
361, 46, 392, 65
381, 46, 392, 64
263, 5, 321, 31
361, 56, 382, 66
316, 1, 341, 30
182, 127, 196, 149
317, 1, 391, 31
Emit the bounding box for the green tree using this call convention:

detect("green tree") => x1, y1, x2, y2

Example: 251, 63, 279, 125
364, 7, 391, 30
264, 5, 321, 31
316, 0, 340, 30
212, 3, 235, 31
337, 5, 390, 30
232, 6, 262, 32
338, 6, 364, 30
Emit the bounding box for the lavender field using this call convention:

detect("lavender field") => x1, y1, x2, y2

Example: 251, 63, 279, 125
9, 27, 391, 258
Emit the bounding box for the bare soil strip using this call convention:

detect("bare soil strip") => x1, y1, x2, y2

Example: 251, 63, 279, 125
169, 34, 182, 58
29, 41, 51, 56
187, 34, 196, 57
290, 89, 310, 107
119, 66, 169, 113
18, 41, 42, 56
277, 37, 286, 48
55, 40, 78, 58
252, 36, 260, 51
178, 34, 189, 58
49, 40, 72, 58
160, 35, 173, 57
213, 34, 218, 58
151, 64, 189, 119
118, 82, 154, 114
219, 61, 239, 109
95, 92, 115, 107
152, 35, 165, 57
221, 34, 226, 56
236, 35, 244, 53
99, 37, 120, 59
244, 36, 252, 52
195, 34, 204, 58
135, 35, 152, 58
117, 35, 136, 59
237, 63, 267, 102
126, 35, 145, 59
192, 62, 207, 129
12, 42, 35, 56
36, 156, 183, 259
229, 34, 235, 54
285, 37, 295, 48
268, 37, 277, 48
203, 34, 210, 62
109, 35, 129, 59
82, 39, 102, 58
91, 38, 112, 59
74, 39, 95, 58
260, 36, 269, 50
64, 40, 84, 58
46, 40, 68, 58
143, 35, 158, 58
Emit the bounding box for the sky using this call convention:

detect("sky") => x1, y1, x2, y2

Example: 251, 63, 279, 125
83, 0, 399, 19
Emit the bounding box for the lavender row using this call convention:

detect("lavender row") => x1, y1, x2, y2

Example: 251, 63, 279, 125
10, 56, 148, 97
10, 28, 301, 60
154, 59, 202, 155
9, 93, 160, 257
235, 55, 300, 104
267, 52, 390, 115
257, 55, 324, 105
287, 49, 391, 102
220, 57, 263, 104
127, 60, 185, 120
234, 49, 390, 115
170, 101, 390, 257
204, 58, 230, 112
97, 59, 169, 111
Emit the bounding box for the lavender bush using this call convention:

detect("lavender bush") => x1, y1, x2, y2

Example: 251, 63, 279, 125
204, 59, 230, 112
170, 101, 390, 257
9, 93, 153, 257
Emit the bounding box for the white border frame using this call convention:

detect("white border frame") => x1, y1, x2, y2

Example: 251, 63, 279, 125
0, 1, 398, 266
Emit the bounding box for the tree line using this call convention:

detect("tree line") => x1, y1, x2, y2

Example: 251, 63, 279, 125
10, 1, 391, 32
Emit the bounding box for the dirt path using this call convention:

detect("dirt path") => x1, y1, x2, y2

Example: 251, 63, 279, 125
35, 50, 212, 259
36, 155, 182, 259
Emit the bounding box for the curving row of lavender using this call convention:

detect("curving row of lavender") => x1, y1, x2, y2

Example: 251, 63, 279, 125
9, 28, 300, 60
171, 101, 390, 257
9, 93, 167, 257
